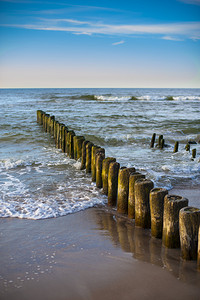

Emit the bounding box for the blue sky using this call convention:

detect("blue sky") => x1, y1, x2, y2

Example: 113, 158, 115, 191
0, 0, 200, 88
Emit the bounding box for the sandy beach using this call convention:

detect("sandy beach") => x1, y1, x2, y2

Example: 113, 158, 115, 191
0, 186, 200, 300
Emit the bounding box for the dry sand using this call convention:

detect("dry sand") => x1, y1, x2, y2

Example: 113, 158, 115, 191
0, 187, 200, 300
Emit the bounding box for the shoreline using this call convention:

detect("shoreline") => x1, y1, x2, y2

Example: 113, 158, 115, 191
0, 186, 200, 300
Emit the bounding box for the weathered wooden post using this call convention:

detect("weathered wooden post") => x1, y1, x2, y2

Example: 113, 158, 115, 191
150, 133, 156, 148
160, 138, 165, 149
149, 188, 168, 238
50, 116, 55, 136
91, 146, 101, 182
37, 110, 44, 125
174, 141, 179, 153
185, 143, 190, 152
61, 125, 66, 152
135, 179, 154, 228
162, 195, 188, 248
179, 206, 200, 260
192, 148, 196, 159
158, 135, 163, 148
86, 142, 94, 173
54, 120, 58, 141
81, 140, 90, 170
102, 157, 116, 195
96, 151, 106, 188
76, 136, 85, 160
117, 167, 135, 215
64, 126, 68, 153
68, 130, 75, 159
108, 162, 120, 207
128, 172, 145, 219
45, 113, 50, 132
56, 122, 60, 148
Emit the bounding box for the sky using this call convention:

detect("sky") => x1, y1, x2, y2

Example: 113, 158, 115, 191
0, 0, 200, 88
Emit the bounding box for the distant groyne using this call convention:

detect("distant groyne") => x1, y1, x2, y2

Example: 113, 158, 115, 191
37, 110, 200, 269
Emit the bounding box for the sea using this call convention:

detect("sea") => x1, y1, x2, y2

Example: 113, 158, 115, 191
0, 88, 200, 219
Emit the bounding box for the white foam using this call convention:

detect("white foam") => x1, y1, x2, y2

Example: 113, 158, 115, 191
95, 95, 130, 101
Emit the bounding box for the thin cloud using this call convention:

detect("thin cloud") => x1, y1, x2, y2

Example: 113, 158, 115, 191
1, 19, 200, 41
112, 40, 125, 45
162, 36, 184, 41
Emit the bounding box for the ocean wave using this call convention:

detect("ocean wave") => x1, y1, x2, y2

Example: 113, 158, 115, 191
0, 159, 42, 171
69, 94, 200, 102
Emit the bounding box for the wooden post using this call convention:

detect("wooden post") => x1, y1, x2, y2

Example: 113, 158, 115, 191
37, 110, 44, 125
149, 188, 168, 238
86, 142, 94, 173
128, 172, 145, 219
81, 140, 89, 170
56, 122, 60, 148
68, 130, 75, 159
179, 206, 200, 260
64, 126, 68, 153
117, 167, 136, 215
185, 143, 190, 152
135, 179, 154, 228
102, 157, 116, 195
174, 141, 179, 153
96, 151, 105, 188
91, 146, 101, 182
158, 135, 163, 148
162, 195, 188, 248
192, 148, 196, 159
76, 136, 85, 160
108, 162, 120, 207
150, 133, 156, 148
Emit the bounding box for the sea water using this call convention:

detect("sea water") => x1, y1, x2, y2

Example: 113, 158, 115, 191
0, 88, 199, 219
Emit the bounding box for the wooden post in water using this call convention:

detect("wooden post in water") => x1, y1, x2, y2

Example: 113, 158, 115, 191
128, 172, 145, 219
102, 157, 116, 195
135, 179, 154, 228
162, 195, 188, 248
68, 130, 75, 159
160, 138, 165, 149
149, 188, 168, 238
185, 143, 190, 152
61, 125, 66, 152
37, 110, 44, 125
76, 136, 85, 160
81, 140, 90, 170
50, 116, 55, 136
108, 162, 120, 207
91, 146, 101, 182
56, 122, 60, 148
64, 126, 68, 153
96, 151, 106, 188
86, 142, 94, 173
192, 148, 196, 159
158, 135, 163, 148
150, 133, 156, 148
117, 167, 136, 215
179, 207, 200, 260
174, 141, 179, 153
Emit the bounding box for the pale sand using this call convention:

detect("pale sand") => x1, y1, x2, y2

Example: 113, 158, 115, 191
0, 187, 199, 300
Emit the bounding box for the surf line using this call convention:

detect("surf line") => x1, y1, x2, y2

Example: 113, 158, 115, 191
37, 110, 200, 267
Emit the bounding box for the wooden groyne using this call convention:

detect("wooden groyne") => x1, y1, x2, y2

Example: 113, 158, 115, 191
37, 110, 200, 268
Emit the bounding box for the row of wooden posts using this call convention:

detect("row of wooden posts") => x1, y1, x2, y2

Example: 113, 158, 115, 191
150, 133, 197, 158
37, 110, 200, 267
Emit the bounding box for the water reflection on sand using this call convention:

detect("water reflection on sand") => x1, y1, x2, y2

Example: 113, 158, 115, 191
94, 207, 200, 285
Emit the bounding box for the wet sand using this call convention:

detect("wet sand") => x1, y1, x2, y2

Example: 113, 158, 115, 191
0, 187, 200, 300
